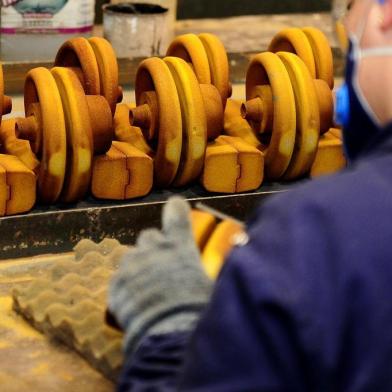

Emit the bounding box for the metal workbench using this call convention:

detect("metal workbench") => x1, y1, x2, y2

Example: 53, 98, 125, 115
0, 182, 300, 260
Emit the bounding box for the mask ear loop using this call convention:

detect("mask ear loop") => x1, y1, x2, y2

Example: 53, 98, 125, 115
351, 47, 381, 126
350, 0, 390, 126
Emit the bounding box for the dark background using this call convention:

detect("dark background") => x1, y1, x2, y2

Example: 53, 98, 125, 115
96, 0, 332, 22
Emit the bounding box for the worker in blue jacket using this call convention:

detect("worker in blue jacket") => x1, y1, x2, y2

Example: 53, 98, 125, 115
109, 0, 392, 390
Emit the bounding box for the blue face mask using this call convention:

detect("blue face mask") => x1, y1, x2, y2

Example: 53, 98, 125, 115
335, 0, 392, 161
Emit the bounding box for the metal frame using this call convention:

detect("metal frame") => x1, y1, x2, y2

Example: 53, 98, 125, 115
0, 182, 296, 259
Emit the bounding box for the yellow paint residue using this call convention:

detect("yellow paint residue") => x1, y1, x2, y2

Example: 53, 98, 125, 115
48, 151, 66, 177
0, 296, 43, 339
0, 340, 11, 349
0, 371, 28, 390
279, 132, 295, 156
77, 147, 92, 173
305, 130, 320, 153
166, 141, 181, 163
59, 372, 74, 382
0, 276, 33, 285
28, 351, 42, 359
30, 362, 50, 376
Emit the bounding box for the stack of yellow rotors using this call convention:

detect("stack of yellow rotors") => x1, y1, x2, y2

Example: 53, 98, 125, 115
123, 33, 265, 193
0, 27, 346, 217
10, 64, 114, 204
0, 65, 36, 217
124, 33, 232, 188
0, 37, 153, 207
55, 37, 123, 115
231, 27, 345, 182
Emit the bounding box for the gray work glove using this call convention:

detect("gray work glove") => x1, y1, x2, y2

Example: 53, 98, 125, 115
108, 197, 213, 355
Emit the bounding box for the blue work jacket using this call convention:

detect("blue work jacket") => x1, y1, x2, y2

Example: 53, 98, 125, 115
118, 124, 392, 391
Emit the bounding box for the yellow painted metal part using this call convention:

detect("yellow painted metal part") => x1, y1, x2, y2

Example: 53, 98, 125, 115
0, 118, 40, 173
0, 154, 36, 216
311, 128, 347, 178
89, 37, 120, 115
51, 67, 93, 203
0, 64, 4, 123
92, 141, 153, 200
201, 135, 264, 193
164, 57, 207, 187
199, 33, 231, 106
202, 220, 244, 280
269, 27, 316, 78
277, 52, 320, 180
191, 210, 217, 251
223, 99, 262, 150
246, 52, 297, 180
135, 57, 183, 187
55, 37, 101, 96
302, 27, 334, 89
24, 67, 67, 203
114, 103, 153, 156
167, 33, 212, 85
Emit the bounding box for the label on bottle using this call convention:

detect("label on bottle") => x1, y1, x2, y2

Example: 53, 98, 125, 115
1, 0, 95, 34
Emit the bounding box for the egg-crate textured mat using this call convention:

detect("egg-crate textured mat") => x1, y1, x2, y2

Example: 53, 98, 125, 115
12, 238, 128, 381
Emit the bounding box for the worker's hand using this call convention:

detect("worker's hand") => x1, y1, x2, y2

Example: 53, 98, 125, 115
108, 197, 212, 355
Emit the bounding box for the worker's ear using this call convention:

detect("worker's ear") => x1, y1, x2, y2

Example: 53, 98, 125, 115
381, 0, 392, 31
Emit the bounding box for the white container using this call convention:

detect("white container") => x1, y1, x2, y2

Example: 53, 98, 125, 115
103, 3, 170, 58
111, 0, 177, 25
0, 0, 95, 62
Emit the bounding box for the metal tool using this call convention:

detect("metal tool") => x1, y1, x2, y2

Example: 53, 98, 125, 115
195, 202, 245, 227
